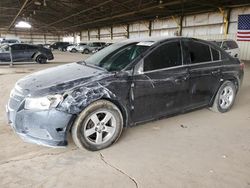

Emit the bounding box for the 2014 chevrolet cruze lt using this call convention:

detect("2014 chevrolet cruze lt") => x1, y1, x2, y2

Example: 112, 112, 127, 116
6, 37, 244, 151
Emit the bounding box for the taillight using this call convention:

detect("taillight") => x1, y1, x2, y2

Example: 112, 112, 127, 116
240, 63, 245, 70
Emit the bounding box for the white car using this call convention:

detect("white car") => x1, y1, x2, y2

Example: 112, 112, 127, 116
212, 39, 240, 58
67, 43, 87, 53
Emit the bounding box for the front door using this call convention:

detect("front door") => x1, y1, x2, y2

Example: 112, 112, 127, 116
132, 40, 190, 123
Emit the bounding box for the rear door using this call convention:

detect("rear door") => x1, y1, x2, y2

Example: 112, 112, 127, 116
25, 45, 37, 60
183, 39, 222, 108
132, 40, 190, 123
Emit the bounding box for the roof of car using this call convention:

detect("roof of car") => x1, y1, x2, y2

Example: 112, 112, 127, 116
119, 36, 209, 44
208, 39, 235, 42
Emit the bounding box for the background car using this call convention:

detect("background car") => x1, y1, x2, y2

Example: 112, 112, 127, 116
50, 42, 70, 51
81, 42, 106, 54
67, 43, 87, 53
0, 39, 20, 44
0, 43, 53, 64
210, 39, 240, 58
92, 42, 113, 53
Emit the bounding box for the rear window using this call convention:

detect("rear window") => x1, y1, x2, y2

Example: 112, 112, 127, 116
186, 41, 211, 64
224, 41, 238, 49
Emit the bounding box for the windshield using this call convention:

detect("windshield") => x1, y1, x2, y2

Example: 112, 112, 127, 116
85, 42, 150, 71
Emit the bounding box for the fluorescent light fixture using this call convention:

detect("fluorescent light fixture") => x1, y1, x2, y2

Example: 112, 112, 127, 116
15, 21, 31, 28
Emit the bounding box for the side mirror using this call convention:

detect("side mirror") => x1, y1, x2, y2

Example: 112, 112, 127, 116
133, 59, 144, 75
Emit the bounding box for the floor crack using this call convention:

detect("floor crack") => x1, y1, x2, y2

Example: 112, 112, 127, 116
0, 147, 78, 166
100, 152, 138, 188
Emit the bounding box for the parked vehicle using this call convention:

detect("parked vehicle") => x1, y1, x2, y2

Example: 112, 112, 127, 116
6, 37, 244, 151
210, 39, 240, 58
81, 42, 106, 54
60, 44, 72, 52
50, 42, 70, 51
67, 43, 87, 53
0, 43, 53, 63
0, 39, 20, 44
92, 42, 113, 53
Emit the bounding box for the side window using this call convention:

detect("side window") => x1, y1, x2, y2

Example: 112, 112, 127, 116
211, 48, 220, 61
11, 45, 19, 50
186, 41, 211, 64
144, 41, 182, 72
26, 45, 37, 50
11, 44, 26, 51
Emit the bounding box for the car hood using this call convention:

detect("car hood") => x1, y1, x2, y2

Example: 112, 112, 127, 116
16, 62, 107, 96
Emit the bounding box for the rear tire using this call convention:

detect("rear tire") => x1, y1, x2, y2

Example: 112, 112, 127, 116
83, 49, 90, 54
71, 100, 123, 151
71, 48, 77, 53
209, 81, 236, 113
36, 55, 47, 64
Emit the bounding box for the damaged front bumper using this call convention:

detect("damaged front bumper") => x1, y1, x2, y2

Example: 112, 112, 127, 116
6, 103, 74, 147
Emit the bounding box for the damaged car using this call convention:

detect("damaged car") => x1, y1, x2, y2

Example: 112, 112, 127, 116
6, 37, 244, 151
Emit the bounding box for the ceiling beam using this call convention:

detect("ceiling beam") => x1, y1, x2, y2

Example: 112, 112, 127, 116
38, 0, 113, 29
65, 0, 186, 29
8, 0, 30, 31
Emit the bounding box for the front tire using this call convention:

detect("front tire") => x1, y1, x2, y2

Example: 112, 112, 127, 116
72, 100, 123, 151
210, 81, 236, 113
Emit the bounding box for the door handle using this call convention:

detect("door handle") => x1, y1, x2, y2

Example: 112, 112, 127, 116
211, 70, 221, 75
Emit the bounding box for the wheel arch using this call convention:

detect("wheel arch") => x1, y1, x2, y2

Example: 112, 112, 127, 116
100, 97, 129, 128
209, 76, 239, 106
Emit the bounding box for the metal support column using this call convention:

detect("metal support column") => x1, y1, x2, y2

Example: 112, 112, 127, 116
111, 26, 113, 40
126, 24, 130, 39
149, 20, 152, 36
219, 8, 231, 39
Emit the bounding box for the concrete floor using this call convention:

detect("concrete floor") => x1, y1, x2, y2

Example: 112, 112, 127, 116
0, 51, 250, 188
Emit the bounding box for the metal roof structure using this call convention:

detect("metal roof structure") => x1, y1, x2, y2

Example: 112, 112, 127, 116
0, 0, 249, 34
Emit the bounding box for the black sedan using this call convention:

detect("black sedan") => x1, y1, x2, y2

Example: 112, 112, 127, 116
6, 37, 244, 151
0, 43, 53, 64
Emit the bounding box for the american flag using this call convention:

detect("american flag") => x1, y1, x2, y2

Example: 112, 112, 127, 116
237, 14, 250, 41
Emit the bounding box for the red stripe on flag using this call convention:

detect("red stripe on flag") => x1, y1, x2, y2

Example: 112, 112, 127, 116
238, 31, 250, 34
237, 35, 250, 38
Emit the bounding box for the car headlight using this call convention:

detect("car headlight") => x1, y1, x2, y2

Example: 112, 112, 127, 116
24, 94, 63, 110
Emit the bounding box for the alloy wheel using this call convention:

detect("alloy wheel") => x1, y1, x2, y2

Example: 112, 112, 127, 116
81, 110, 117, 145
219, 86, 234, 109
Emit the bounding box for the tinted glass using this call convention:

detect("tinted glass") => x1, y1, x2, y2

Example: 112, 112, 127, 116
144, 41, 182, 72
11, 44, 26, 51
99, 44, 148, 71
85, 42, 149, 71
93, 43, 101, 47
186, 41, 211, 64
211, 48, 220, 61
26, 45, 37, 50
